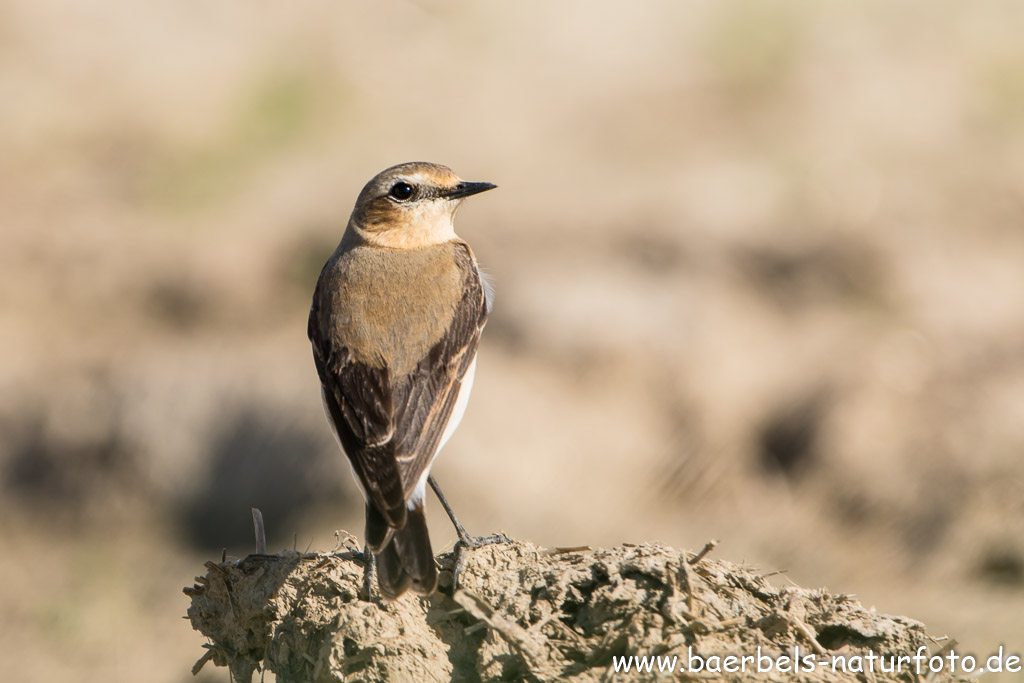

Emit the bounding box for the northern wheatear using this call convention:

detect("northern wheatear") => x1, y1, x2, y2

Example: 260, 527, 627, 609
308, 162, 496, 599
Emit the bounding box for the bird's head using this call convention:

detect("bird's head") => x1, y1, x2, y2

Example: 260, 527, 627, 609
347, 162, 496, 249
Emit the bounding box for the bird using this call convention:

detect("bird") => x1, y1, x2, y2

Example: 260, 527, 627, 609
308, 161, 496, 599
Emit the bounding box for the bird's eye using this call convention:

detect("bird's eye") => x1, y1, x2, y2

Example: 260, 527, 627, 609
389, 181, 414, 201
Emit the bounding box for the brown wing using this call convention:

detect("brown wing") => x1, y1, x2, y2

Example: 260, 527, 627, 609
308, 242, 488, 543
390, 247, 487, 494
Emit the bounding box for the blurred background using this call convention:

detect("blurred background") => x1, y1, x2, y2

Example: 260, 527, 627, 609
2, 1, 1023, 680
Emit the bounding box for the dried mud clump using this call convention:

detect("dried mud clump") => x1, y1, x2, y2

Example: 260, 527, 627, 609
185, 540, 973, 682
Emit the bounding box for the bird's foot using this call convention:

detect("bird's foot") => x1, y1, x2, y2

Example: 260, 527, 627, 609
451, 532, 514, 590
360, 546, 377, 602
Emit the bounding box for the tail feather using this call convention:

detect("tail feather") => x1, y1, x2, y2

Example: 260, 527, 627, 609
365, 502, 394, 553
372, 503, 437, 599
375, 542, 413, 600
394, 503, 437, 594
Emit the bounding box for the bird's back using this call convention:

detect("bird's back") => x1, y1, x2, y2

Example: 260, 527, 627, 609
313, 239, 468, 377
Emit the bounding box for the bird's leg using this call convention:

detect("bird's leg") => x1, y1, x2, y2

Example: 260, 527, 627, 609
360, 544, 377, 602
429, 475, 510, 548
428, 475, 511, 589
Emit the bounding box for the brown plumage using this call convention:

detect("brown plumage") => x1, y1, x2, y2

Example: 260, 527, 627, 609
308, 162, 494, 598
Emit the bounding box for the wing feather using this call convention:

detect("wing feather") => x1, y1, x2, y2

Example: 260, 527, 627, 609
309, 242, 488, 534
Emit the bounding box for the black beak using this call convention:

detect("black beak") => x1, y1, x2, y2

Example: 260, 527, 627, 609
445, 181, 497, 200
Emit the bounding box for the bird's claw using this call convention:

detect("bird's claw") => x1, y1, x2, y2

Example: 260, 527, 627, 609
451, 532, 514, 590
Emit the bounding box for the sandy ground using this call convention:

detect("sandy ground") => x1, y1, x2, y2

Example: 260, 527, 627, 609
186, 541, 966, 682
1, 1, 1023, 681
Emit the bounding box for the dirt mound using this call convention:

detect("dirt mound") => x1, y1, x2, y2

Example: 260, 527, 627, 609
185, 539, 972, 681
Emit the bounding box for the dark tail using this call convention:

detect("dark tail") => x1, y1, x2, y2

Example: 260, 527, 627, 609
372, 502, 437, 600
